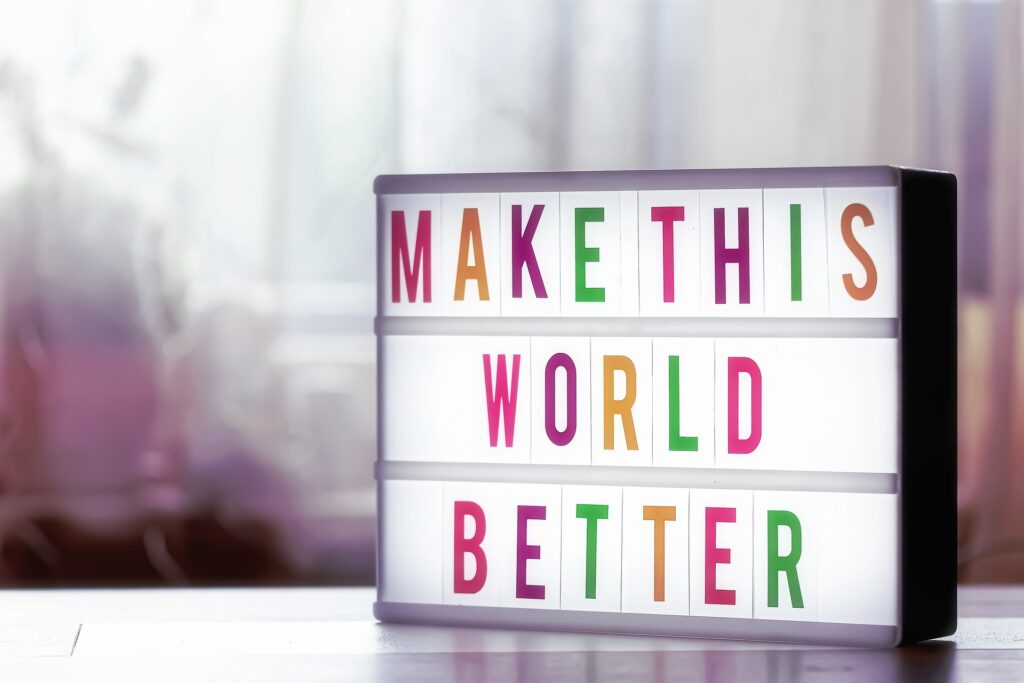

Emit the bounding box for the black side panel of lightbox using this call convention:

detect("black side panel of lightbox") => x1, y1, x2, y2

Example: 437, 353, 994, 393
897, 167, 957, 644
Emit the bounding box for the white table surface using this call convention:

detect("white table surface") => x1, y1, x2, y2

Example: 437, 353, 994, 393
0, 585, 1013, 681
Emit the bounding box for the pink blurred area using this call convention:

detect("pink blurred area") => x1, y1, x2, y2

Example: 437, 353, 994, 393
0, 0, 1017, 585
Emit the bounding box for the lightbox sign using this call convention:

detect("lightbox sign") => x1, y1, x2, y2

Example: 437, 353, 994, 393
373, 167, 956, 646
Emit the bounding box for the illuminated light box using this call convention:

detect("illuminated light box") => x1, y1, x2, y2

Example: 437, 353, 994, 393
373, 167, 956, 646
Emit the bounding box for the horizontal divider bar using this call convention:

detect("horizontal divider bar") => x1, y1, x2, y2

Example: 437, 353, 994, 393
374, 166, 898, 194
374, 601, 899, 647
377, 460, 898, 494
376, 316, 898, 338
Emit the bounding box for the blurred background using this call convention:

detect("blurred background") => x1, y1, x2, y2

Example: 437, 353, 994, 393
0, 0, 1014, 586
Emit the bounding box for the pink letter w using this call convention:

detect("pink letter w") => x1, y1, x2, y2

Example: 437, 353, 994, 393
483, 354, 521, 447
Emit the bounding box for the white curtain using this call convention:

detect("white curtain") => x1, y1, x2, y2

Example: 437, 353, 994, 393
963, 0, 1024, 582
0, 0, 1014, 580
